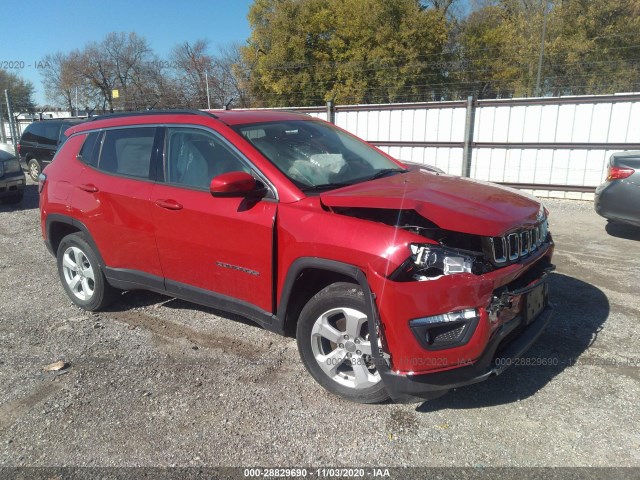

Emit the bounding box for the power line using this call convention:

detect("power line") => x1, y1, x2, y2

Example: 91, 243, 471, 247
249, 43, 640, 72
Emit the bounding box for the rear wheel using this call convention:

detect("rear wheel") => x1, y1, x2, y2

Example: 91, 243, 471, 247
57, 233, 119, 311
296, 282, 389, 403
27, 159, 41, 181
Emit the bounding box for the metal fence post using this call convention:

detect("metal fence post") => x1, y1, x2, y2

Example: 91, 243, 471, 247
462, 95, 476, 177
4, 90, 19, 156
0, 101, 6, 144
326, 100, 335, 124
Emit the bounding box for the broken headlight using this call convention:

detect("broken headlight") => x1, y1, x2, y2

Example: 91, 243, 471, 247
389, 244, 478, 282
410, 244, 473, 280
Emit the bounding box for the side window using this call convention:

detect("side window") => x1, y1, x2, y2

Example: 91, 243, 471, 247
23, 123, 45, 144
98, 127, 156, 179
78, 131, 102, 167
165, 127, 250, 189
42, 123, 60, 146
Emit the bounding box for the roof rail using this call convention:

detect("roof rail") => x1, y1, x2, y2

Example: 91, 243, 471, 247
89, 109, 218, 122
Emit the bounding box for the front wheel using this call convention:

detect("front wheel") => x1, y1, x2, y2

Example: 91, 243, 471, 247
27, 159, 41, 181
296, 282, 389, 403
56, 233, 119, 311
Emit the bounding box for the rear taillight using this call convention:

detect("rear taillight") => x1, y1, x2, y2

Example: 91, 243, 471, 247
38, 173, 47, 193
607, 166, 634, 181
17, 144, 20, 155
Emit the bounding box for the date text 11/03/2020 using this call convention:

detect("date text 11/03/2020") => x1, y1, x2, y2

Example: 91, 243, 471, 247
243, 468, 391, 477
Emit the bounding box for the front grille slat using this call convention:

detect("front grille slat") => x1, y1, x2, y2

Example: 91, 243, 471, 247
486, 220, 549, 266
507, 233, 520, 261
489, 237, 507, 264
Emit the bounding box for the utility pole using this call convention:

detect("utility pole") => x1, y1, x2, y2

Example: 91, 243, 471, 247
535, 0, 549, 97
205, 71, 211, 109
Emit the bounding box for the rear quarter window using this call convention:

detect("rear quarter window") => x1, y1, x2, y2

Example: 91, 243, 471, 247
21, 123, 44, 144
77, 131, 102, 167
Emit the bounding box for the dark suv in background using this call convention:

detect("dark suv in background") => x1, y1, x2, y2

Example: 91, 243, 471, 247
0, 149, 25, 204
19, 118, 84, 180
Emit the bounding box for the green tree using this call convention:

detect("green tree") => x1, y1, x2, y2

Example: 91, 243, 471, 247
544, 0, 640, 95
0, 69, 35, 114
454, 1, 544, 98
455, 0, 640, 98
242, 0, 450, 106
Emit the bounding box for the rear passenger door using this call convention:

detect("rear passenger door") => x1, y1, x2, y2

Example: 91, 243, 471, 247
150, 126, 277, 313
73, 126, 164, 284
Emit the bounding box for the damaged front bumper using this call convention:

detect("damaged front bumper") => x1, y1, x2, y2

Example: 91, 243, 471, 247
377, 303, 553, 403
365, 246, 555, 403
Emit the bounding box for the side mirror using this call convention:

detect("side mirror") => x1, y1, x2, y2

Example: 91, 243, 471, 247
210, 171, 267, 198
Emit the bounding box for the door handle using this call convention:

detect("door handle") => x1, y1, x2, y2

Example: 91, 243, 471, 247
77, 183, 99, 193
154, 199, 183, 210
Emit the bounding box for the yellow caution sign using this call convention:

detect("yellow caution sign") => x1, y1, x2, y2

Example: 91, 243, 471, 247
112, 89, 119, 99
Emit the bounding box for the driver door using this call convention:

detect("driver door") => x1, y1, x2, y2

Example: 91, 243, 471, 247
151, 126, 277, 313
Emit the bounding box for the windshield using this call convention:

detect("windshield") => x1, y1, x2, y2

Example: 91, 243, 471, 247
234, 120, 405, 192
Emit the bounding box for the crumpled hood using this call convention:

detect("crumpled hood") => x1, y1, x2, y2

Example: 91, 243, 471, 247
319, 170, 542, 237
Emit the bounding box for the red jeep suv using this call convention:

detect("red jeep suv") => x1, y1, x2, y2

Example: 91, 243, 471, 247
39, 110, 554, 403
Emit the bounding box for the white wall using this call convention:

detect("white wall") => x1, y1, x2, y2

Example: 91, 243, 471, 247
299, 95, 640, 199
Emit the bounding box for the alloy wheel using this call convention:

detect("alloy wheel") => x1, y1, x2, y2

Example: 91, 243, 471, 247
61, 246, 96, 301
310, 307, 381, 389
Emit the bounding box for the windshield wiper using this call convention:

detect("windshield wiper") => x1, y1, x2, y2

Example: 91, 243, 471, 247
369, 168, 409, 180
301, 181, 355, 192
367, 168, 408, 180
300, 168, 407, 193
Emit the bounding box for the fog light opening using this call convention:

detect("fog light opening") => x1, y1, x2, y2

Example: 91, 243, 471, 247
410, 308, 479, 350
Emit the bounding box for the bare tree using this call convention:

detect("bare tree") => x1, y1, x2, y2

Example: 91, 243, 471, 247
60, 32, 157, 112
211, 42, 251, 108
40, 52, 74, 112
41, 32, 193, 112
102, 32, 153, 109
170, 40, 214, 108
126, 55, 184, 110
40, 52, 102, 114
76, 42, 119, 112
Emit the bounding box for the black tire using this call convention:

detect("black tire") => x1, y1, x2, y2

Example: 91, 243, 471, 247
296, 282, 390, 403
27, 159, 41, 181
56, 233, 119, 311
1, 191, 24, 204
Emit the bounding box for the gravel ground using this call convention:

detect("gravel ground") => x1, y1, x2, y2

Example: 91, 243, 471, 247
0, 181, 639, 468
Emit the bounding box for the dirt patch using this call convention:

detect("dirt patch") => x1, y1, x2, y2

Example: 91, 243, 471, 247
0, 377, 69, 431
102, 310, 268, 362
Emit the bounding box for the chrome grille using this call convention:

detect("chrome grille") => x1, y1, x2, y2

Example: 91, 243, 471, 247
487, 220, 549, 266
